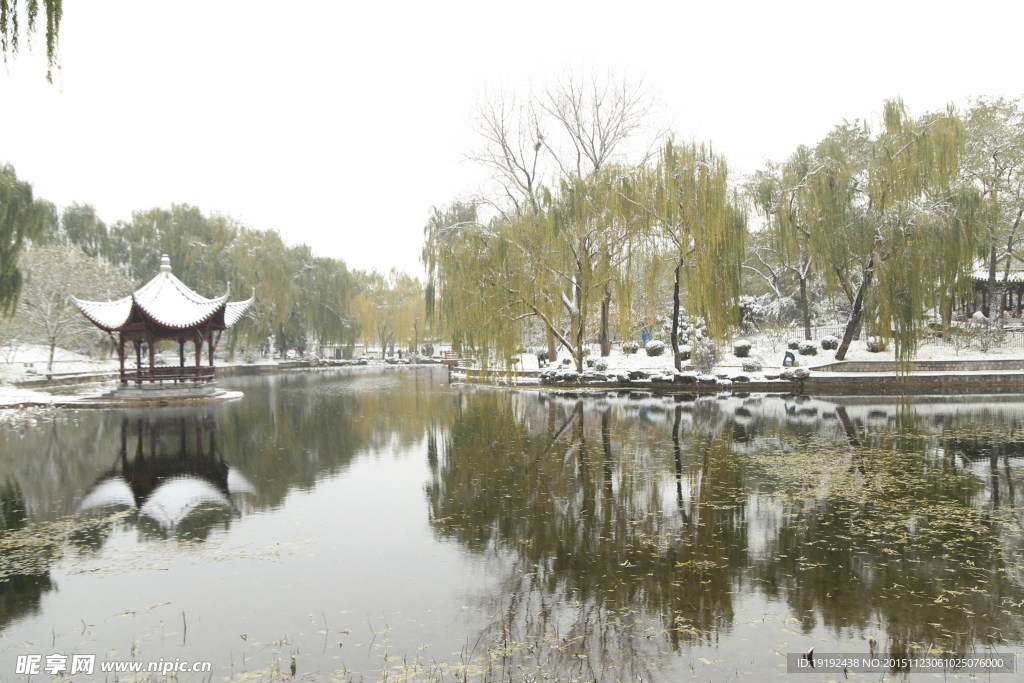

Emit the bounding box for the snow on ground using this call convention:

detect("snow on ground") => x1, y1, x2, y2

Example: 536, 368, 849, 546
516, 331, 1024, 376
3, 330, 1024, 408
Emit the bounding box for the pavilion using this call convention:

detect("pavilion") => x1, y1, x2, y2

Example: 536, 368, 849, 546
969, 255, 1024, 319
72, 255, 253, 391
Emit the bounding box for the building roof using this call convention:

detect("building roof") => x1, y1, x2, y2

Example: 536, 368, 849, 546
972, 254, 1024, 283
72, 255, 254, 332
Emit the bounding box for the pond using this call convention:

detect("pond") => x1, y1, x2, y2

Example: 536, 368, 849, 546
1, 367, 1023, 681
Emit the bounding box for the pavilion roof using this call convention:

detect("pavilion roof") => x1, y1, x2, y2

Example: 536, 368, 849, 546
72, 255, 254, 332
972, 254, 1024, 284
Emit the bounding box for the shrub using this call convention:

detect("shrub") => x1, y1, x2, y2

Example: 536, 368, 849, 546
693, 337, 720, 374
733, 340, 752, 357
679, 345, 691, 361
645, 340, 666, 356
622, 341, 639, 354
820, 335, 839, 350
787, 338, 800, 350
866, 337, 887, 353
593, 358, 609, 371
585, 357, 596, 368
742, 359, 762, 373
798, 340, 818, 356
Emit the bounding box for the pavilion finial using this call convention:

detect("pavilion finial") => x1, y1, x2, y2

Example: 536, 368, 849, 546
160, 255, 171, 273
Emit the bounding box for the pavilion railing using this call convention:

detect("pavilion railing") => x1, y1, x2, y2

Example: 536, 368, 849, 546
123, 366, 216, 384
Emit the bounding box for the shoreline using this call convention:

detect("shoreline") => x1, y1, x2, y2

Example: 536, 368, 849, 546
0, 359, 440, 412
453, 359, 1024, 396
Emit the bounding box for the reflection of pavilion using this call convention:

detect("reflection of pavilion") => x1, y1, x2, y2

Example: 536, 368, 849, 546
77, 412, 255, 534
72, 254, 252, 399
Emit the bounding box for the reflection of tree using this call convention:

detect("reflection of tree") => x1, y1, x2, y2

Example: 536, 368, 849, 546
427, 391, 747, 679
429, 391, 1024, 678
218, 369, 453, 508
0, 483, 54, 635
733, 401, 1024, 657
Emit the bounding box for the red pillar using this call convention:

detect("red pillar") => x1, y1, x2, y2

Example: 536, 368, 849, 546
195, 332, 203, 380
118, 335, 126, 384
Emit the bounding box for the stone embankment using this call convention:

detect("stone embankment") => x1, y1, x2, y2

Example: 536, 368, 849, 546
455, 361, 1024, 396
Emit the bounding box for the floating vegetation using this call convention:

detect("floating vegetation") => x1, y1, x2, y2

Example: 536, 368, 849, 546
0, 510, 131, 581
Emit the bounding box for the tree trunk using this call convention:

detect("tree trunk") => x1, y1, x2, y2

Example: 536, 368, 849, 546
835, 249, 877, 361
799, 272, 811, 340
48, 341, 56, 375
599, 285, 612, 357
985, 243, 997, 318
670, 263, 682, 371
546, 327, 557, 365
573, 283, 585, 373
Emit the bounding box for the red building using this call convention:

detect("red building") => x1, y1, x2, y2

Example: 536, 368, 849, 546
72, 255, 253, 386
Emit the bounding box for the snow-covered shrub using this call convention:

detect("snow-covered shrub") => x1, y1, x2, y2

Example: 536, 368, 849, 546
561, 357, 572, 365
693, 337, 720, 374
866, 337, 887, 353
820, 335, 839, 350
593, 358, 609, 372
733, 340, 752, 357
661, 314, 709, 346
787, 338, 801, 350
585, 357, 596, 368
679, 345, 691, 361
742, 359, 762, 373
621, 341, 639, 355
798, 341, 818, 356
645, 340, 666, 356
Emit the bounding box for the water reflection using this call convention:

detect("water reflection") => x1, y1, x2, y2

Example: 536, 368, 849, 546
2, 372, 1024, 680
429, 390, 1024, 678
77, 411, 255, 539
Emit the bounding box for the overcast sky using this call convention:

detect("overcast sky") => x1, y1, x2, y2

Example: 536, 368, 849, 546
1, 0, 1021, 277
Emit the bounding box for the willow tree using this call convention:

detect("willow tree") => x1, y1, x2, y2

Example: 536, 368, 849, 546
626, 140, 745, 370
830, 100, 980, 361
0, 164, 54, 315
749, 146, 838, 340
352, 269, 424, 357
423, 167, 638, 372
0, 0, 62, 81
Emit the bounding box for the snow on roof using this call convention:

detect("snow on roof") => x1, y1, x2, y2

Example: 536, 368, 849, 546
72, 255, 253, 331
972, 255, 1024, 283
224, 296, 255, 328
972, 267, 1024, 283
71, 295, 134, 330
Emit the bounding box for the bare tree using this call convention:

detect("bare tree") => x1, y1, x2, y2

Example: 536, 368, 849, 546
460, 69, 664, 359
9, 243, 130, 373
468, 87, 549, 218
541, 68, 663, 179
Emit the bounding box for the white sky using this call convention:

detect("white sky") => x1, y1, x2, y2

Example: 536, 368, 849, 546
0, 0, 1021, 278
